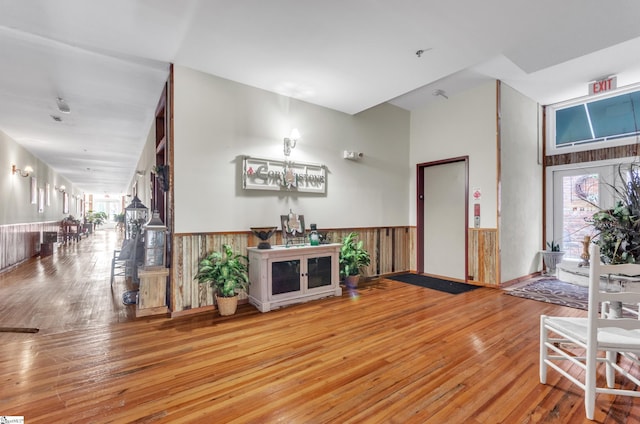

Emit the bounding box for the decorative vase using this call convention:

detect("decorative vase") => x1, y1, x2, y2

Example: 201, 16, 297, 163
344, 275, 360, 290
215, 294, 238, 316
541, 251, 565, 276
250, 226, 278, 249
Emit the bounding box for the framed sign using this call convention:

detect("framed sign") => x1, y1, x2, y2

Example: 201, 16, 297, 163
243, 156, 326, 193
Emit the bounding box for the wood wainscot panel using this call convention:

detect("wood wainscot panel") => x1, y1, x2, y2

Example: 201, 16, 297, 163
0, 221, 60, 273
171, 227, 414, 315
468, 228, 498, 286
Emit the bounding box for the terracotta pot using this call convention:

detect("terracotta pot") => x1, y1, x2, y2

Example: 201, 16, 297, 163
215, 294, 238, 316
344, 275, 360, 290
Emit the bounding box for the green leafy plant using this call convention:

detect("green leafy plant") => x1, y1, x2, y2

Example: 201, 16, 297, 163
339, 232, 371, 277
194, 244, 249, 297
546, 241, 561, 252
588, 163, 640, 264
86, 210, 108, 226
113, 212, 125, 223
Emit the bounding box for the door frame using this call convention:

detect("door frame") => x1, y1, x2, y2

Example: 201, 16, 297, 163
416, 156, 469, 278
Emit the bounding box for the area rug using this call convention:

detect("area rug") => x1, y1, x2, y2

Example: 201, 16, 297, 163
387, 273, 480, 294
505, 278, 589, 310
506, 278, 638, 317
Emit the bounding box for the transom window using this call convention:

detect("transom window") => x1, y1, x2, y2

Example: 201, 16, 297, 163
547, 84, 640, 154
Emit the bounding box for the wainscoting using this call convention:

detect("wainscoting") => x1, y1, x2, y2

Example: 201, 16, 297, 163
170, 226, 416, 315
0, 221, 60, 272
468, 228, 499, 286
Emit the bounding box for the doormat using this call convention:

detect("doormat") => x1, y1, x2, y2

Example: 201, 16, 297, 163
0, 327, 39, 333
388, 273, 480, 294
122, 290, 138, 305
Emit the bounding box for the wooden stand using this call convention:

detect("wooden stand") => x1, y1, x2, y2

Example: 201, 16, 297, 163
136, 266, 169, 317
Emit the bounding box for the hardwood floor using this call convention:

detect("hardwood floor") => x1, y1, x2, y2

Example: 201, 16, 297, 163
0, 229, 638, 423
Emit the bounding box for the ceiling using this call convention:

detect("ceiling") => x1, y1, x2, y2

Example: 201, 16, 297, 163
3, 0, 640, 196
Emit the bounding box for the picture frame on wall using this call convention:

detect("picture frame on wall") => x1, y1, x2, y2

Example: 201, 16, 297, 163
38, 188, 44, 213
63, 192, 69, 214
46, 183, 51, 206
30, 176, 37, 204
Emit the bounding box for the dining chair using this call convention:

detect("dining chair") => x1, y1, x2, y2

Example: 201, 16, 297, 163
540, 243, 640, 420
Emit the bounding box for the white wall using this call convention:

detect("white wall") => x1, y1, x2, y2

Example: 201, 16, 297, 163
409, 82, 498, 227
172, 66, 411, 233
1, 129, 77, 225
499, 83, 543, 281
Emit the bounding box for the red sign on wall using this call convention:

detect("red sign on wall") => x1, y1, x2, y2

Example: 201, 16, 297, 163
589, 76, 617, 96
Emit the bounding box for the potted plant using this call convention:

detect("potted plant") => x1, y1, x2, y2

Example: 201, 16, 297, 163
194, 244, 249, 316
114, 212, 126, 233
152, 164, 170, 192
339, 232, 371, 289
587, 164, 640, 264
541, 241, 565, 276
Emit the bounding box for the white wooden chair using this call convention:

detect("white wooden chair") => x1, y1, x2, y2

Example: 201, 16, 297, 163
540, 244, 640, 420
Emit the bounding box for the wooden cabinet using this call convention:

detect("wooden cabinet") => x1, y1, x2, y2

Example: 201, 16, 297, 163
247, 244, 341, 312
136, 266, 169, 317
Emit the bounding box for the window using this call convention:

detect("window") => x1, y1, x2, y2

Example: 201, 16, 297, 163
548, 84, 640, 154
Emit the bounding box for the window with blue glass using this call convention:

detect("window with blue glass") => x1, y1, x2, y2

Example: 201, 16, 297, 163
551, 87, 640, 152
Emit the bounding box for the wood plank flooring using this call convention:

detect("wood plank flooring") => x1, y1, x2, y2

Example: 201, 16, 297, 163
0, 229, 638, 423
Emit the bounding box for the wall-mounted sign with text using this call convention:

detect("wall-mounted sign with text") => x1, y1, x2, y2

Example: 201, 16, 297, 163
242, 156, 326, 194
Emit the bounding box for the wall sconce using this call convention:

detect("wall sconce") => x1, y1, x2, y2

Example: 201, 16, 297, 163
55, 185, 66, 193
11, 164, 33, 177
283, 128, 301, 157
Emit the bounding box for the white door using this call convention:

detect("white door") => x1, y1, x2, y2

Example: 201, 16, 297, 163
423, 161, 466, 280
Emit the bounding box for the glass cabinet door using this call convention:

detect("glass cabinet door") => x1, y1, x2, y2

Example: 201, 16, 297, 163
307, 255, 332, 289
271, 259, 301, 295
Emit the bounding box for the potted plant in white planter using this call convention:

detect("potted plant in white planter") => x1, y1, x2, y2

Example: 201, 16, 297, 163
541, 241, 565, 276
194, 244, 249, 316
339, 232, 371, 289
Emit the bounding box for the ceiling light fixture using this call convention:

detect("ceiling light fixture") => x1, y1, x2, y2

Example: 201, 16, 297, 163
56, 97, 71, 114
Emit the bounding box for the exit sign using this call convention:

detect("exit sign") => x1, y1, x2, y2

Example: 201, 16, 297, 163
589, 76, 617, 95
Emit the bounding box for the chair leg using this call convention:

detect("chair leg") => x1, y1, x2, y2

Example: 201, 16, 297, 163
605, 350, 617, 388
540, 316, 548, 384
585, 345, 597, 420
110, 258, 115, 287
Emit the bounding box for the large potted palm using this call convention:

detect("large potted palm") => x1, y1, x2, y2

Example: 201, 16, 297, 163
339, 232, 371, 289
194, 244, 249, 316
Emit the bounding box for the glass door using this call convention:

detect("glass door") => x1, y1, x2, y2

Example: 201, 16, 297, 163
552, 165, 613, 260
307, 255, 332, 289
270, 259, 301, 295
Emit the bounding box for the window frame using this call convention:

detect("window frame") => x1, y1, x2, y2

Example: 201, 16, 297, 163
546, 83, 640, 156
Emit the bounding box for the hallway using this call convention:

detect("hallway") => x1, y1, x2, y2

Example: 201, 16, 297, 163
0, 232, 638, 422
0, 228, 136, 340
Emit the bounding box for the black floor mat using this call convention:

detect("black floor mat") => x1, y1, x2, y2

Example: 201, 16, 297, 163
388, 273, 480, 294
